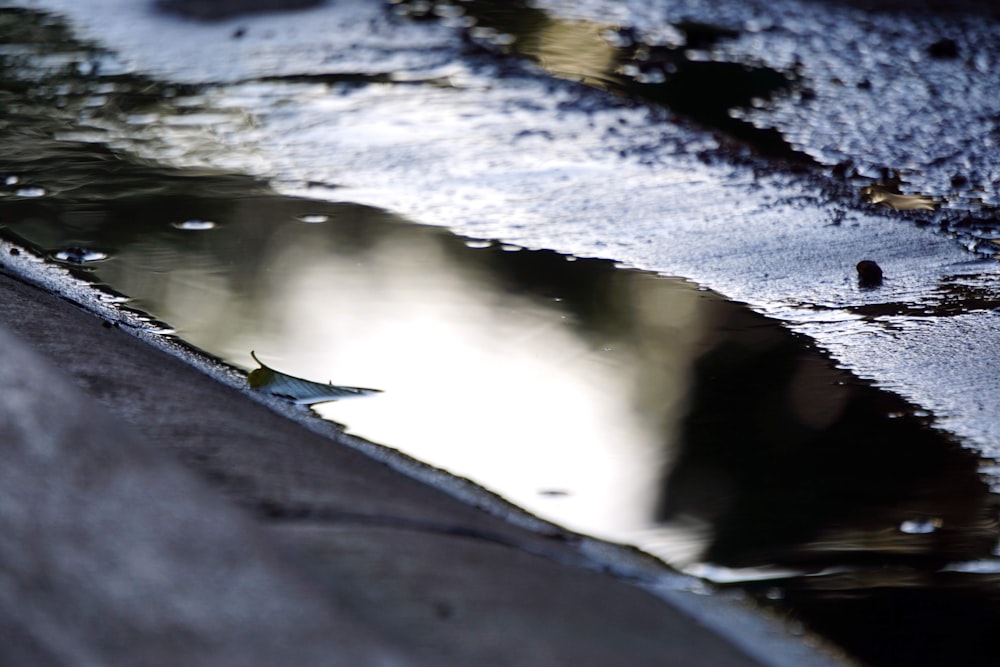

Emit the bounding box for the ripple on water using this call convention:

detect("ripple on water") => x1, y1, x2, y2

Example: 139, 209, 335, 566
296, 214, 329, 224
52, 247, 108, 264
898, 518, 943, 535
171, 219, 217, 230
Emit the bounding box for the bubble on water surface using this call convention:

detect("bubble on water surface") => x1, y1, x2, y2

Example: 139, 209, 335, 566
53, 247, 108, 264
899, 518, 943, 534
4, 175, 19, 185
296, 214, 329, 224
464, 239, 492, 249
765, 587, 785, 600
15, 187, 46, 198
171, 219, 216, 230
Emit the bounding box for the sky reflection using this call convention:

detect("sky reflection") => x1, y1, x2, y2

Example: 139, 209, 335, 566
99, 200, 706, 541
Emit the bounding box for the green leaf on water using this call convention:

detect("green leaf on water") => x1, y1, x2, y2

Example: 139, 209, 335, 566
247, 351, 382, 405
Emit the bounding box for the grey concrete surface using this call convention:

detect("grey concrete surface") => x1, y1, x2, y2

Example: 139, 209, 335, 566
0, 296, 407, 666
0, 265, 841, 664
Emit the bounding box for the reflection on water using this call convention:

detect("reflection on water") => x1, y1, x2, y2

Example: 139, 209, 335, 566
6, 157, 994, 554
2, 6, 1000, 667
401, 0, 799, 157
1, 187, 706, 539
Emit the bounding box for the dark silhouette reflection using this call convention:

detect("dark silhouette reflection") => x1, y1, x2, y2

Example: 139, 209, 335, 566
776, 578, 1000, 667
655, 299, 1000, 667
658, 299, 997, 568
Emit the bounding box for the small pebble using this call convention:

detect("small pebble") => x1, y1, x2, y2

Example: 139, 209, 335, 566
928, 37, 959, 59
856, 259, 883, 287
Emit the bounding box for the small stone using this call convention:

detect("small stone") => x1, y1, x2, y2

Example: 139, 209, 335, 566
928, 38, 959, 59
856, 260, 883, 287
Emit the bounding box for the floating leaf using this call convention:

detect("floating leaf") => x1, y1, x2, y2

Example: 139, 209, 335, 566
247, 351, 381, 405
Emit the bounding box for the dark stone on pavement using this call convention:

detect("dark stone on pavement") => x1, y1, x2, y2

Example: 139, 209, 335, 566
856, 259, 884, 287
927, 37, 960, 59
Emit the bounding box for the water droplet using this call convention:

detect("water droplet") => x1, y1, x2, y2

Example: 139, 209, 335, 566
899, 518, 943, 534
464, 239, 492, 249
4, 175, 19, 185
171, 219, 216, 231
470, 26, 498, 41
492, 33, 517, 46
500, 244, 521, 252
296, 214, 329, 224
636, 68, 667, 84
53, 247, 108, 264
16, 187, 46, 198
432, 3, 465, 17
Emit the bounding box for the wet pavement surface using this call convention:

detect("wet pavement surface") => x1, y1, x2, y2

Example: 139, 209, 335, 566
2, 1, 1000, 665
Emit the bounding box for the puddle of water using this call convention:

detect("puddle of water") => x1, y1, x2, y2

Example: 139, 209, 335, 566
2, 138, 994, 545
